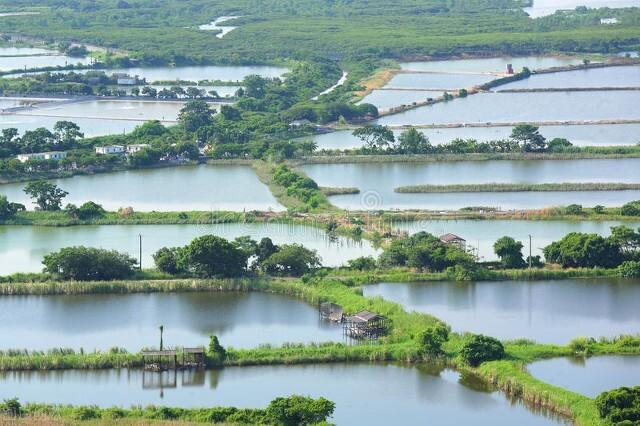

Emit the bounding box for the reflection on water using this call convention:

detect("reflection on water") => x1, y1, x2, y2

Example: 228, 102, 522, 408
0, 165, 284, 211
501, 66, 640, 89
0, 364, 565, 425
310, 123, 640, 150
528, 356, 640, 397
400, 56, 582, 73
375, 91, 640, 126
0, 292, 342, 351
302, 159, 640, 210
391, 219, 640, 261
363, 279, 640, 344
0, 222, 379, 274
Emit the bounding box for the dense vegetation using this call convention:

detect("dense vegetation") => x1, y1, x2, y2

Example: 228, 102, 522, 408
0, 395, 335, 425
0, 0, 638, 65
350, 124, 592, 155
153, 234, 321, 278
595, 386, 640, 426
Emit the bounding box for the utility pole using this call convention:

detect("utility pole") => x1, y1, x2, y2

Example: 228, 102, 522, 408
139, 234, 143, 270
528, 234, 532, 269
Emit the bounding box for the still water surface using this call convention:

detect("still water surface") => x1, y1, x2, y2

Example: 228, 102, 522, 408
0, 165, 284, 211
502, 65, 640, 89
363, 279, 640, 344
375, 91, 640, 126
0, 292, 340, 350
528, 356, 640, 397
400, 56, 582, 73
301, 159, 640, 210
0, 364, 564, 425
391, 219, 640, 261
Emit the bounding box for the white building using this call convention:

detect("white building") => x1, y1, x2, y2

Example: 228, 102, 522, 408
600, 18, 618, 25
95, 145, 125, 155
126, 144, 151, 154
16, 151, 67, 163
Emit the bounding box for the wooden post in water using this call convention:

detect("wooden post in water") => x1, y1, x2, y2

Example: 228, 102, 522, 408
528, 234, 532, 269
139, 234, 143, 270
159, 325, 164, 351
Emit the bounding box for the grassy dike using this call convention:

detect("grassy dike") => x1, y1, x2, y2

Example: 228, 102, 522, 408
395, 182, 640, 194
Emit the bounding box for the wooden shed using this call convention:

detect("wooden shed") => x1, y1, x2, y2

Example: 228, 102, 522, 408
182, 347, 205, 368
343, 310, 389, 339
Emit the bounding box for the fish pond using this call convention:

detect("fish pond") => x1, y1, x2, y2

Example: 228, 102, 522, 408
363, 278, 640, 344
0, 364, 565, 425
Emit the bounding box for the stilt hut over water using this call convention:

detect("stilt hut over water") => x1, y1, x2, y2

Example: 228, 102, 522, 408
319, 302, 344, 322
182, 347, 205, 368
142, 350, 178, 371
343, 310, 389, 339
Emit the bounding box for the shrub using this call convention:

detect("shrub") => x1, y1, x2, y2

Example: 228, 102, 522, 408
347, 256, 377, 271
621, 201, 640, 217
569, 336, 596, 355
208, 335, 227, 366
153, 247, 183, 274
418, 324, 449, 357
265, 395, 335, 426
460, 335, 505, 367
619, 261, 640, 278
565, 204, 584, 215
595, 386, 640, 425
42, 246, 137, 280
0, 398, 22, 417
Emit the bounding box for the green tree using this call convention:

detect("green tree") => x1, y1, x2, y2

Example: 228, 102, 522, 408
543, 232, 623, 268
179, 235, 247, 278
256, 237, 279, 262
418, 324, 450, 357
265, 395, 335, 426
153, 247, 183, 274
178, 100, 215, 133
493, 236, 526, 268
352, 125, 395, 152
128, 147, 162, 167
243, 75, 267, 98
460, 334, 505, 367
260, 244, 321, 276
53, 120, 83, 149
511, 124, 547, 152
347, 256, 377, 271
0, 398, 22, 417
397, 127, 432, 154
0, 195, 24, 220
23, 180, 68, 211
621, 200, 640, 217
74, 201, 105, 220
42, 246, 136, 280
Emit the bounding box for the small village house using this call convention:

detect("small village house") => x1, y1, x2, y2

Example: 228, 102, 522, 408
126, 144, 151, 154
16, 151, 67, 163
439, 233, 467, 251
95, 145, 125, 155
